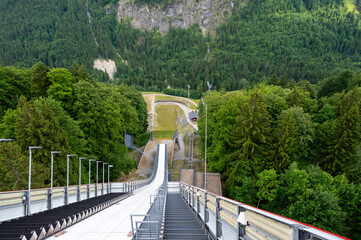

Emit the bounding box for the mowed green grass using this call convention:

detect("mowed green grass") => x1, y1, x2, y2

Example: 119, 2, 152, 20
153, 105, 181, 139
155, 95, 198, 110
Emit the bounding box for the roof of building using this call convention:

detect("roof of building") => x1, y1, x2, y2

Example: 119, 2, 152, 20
189, 112, 199, 119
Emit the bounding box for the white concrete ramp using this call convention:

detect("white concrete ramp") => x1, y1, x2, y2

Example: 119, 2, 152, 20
48, 144, 167, 240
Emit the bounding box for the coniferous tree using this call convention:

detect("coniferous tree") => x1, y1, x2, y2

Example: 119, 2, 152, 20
15, 96, 73, 187
30, 62, 50, 99
270, 110, 297, 172
318, 88, 361, 175
227, 90, 271, 181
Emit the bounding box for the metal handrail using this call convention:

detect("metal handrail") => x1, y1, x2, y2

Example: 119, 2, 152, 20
0, 146, 161, 223
180, 182, 349, 240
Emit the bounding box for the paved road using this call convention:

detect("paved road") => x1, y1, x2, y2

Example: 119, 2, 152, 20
143, 94, 198, 131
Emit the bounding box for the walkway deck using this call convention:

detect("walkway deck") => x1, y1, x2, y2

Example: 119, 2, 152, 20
163, 193, 210, 240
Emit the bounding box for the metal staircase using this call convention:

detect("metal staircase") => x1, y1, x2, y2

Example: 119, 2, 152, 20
163, 193, 211, 240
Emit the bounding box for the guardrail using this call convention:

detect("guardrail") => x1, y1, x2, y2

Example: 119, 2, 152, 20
0, 146, 162, 223
131, 144, 168, 240
180, 182, 349, 240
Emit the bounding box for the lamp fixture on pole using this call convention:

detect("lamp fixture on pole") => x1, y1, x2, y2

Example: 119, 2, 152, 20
50, 151, 61, 209
107, 165, 113, 194
27, 146, 42, 215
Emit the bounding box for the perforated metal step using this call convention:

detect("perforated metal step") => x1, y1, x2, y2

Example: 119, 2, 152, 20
163, 193, 210, 240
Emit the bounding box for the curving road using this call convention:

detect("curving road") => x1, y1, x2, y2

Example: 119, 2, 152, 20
143, 93, 198, 131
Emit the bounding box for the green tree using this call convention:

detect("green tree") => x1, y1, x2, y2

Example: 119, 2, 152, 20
0, 108, 19, 139
30, 62, 50, 98
47, 68, 75, 109
227, 90, 271, 181
256, 169, 279, 208
15, 96, 73, 187
73, 81, 136, 180
317, 88, 361, 174
0, 142, 42, 191
270, 110, 297, 172
0, 66, 31, 119
282, 107, 316, 163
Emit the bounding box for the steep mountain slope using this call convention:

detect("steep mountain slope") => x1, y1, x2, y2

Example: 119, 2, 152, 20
0, 0, 360, 92
117, 0, 234, 34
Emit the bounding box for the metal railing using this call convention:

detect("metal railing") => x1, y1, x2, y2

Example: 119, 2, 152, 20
180, 182, 348, 240
131, 144, 168, 240
0, 145, 162, 223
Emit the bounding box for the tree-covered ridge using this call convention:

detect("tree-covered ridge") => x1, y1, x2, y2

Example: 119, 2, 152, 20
197, 73, 361, 238
0, 63, 148, 191
1, 0, 360, 92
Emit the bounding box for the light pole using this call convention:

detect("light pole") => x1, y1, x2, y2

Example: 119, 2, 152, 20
78, 157, 87, 201
27, 146, 42, 215
204, 101, 208, 190
88, 159, 96, 198
204, 81, 212, 190
66, 154, 76, 205
96, 161, 102, 196
102, 162, 108, 195
50, 151, 61, 209
187, 85, 190, 106
108, 165, 113, 194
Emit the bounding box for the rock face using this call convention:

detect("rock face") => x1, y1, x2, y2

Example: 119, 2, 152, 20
93, 59, 117, 79
117, 0, 235, 35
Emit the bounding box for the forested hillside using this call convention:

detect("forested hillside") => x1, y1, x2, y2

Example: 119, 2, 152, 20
0, 63, 148, 191
197, 71, 361, 239
0, 0, 360, 94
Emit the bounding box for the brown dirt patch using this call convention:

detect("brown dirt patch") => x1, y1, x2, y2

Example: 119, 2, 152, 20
180, 168, 194, 185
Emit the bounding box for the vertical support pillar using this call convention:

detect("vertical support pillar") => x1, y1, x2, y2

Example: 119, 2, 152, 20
47, 189, 51, 210
216, 197, 222, 238
293, 224, 304, 240
77, 185, 80, 202
192, 187, 196, 209
87, 184, 90, 199
204, 191, 209, 223
196, 190, 200, 215
23, 192, 27, 216
237, 205, 246, 238
64, 186, 68, 205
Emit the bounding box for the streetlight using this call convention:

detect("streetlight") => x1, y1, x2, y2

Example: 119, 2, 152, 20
108, 165, 113, 194
187, 85, 190, 107
27, 146, 42, 215
0, 139, 14, 142
202, 98, 208, 190
204, 81, 212, 190
78, 157, 87, 201
96, 161, 102, 196
102, 162, 108, 195
66, 154, 76, 205
50, 151, 61, 209
88, 159, 96, 198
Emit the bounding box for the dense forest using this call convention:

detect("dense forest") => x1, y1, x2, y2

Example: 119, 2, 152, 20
197, 71, 361, 239
0, 0, 360, 95
0, 62, 148, 191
